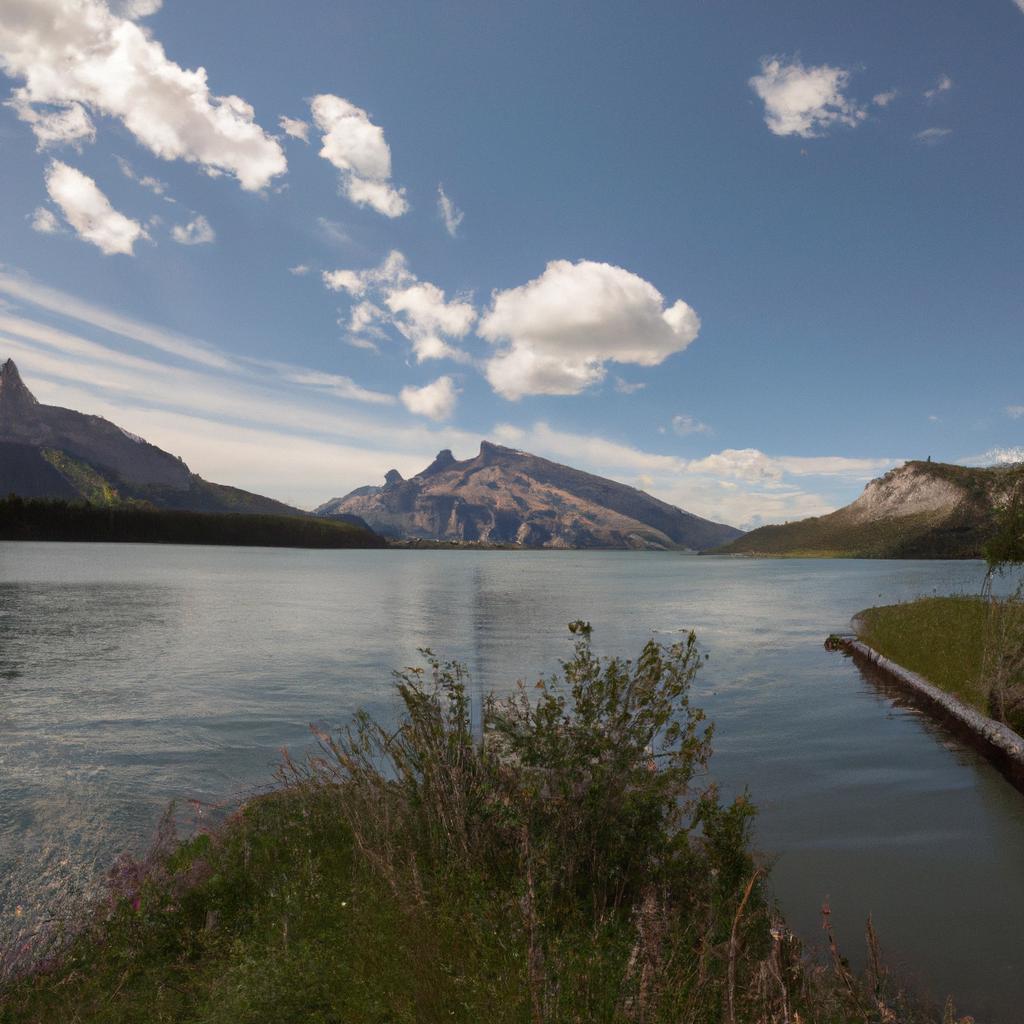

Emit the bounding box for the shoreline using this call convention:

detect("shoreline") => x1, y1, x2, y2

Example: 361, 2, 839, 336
828, 632, 1024, 792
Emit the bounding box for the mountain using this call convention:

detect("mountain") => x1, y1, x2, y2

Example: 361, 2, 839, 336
1, 358, 305, 516
317, 441, 743, 551
716, 460, 1024, 558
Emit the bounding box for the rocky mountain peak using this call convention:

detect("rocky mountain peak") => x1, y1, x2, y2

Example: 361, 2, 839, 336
0, 358, 39, 412
384, 469, 404, 487
421, 449, 456, 476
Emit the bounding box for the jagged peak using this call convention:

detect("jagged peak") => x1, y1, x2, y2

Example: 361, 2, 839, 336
384, 468, 404, 487
477, 440, 523, 461
0, 358, 38, 408
421, 448, 456, 476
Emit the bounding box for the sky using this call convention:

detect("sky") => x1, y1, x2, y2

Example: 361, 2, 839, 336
1, 0, 1022, 528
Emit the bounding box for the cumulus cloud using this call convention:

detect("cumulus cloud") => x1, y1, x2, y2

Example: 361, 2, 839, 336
962, 447, 1024, 467
614, 377, 645, 395
30, 206, 62, 234
7, 96, 95, 149
924, 75, 953, 101
278, 115, 310, 143
0, 0, 286, 190
400, 376, 459, 421
437, 184, 464, 237
478, 259, 699, 400
672, 414, 712, 436
310, 94, 408, 217
289, 264, 310, 276
915, 127, 952, 145
749, 57, 867, 138
1016, 0, 1024, 14
45, 160, 147, 256
171, 214, 215, 245
873, 90, 898, 108
323, 251, 475, 362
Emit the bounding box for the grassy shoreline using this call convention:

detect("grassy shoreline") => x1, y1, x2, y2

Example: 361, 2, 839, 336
1, 626, 972, 1023
855, 596, 1024, 734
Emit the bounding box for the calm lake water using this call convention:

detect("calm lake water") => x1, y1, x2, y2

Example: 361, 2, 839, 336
1, 543, 1022, 1019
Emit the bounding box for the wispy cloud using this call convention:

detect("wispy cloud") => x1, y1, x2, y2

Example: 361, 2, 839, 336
437, 184, 464, 237
915, 127, 952, 145
924, 74, 953, 101
671, 414, 712, 436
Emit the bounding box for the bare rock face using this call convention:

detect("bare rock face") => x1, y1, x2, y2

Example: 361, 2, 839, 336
316, 441, 743, 551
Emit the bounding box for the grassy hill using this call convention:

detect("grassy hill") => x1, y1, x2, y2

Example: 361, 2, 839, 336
717, 460, 1024, 558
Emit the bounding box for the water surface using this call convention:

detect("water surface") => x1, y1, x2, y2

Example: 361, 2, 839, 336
1, 544, 1022, 1020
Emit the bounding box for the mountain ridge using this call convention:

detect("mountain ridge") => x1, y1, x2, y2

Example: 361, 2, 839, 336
716, 459, 1024, 558
0, 359, 321, 518
318, 441, 743, 551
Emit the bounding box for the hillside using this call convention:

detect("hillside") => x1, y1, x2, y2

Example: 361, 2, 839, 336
317, 441, 742, 551
717, 460, 1024, 558
0, 359, 306, 517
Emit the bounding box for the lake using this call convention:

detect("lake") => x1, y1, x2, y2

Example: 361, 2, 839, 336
1, 543, 1022, 1020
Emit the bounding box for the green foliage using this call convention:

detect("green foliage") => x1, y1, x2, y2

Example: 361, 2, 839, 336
984, 492, 1024, 573
1, 626, 966, 1023
0, 494, 385, 549
40, 448, 121, 505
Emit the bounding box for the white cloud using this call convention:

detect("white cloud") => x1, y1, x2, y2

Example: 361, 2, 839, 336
0, 0, 286, 190
873, 90, 898, 108
478, 259, 699, 400
961, 447, 1024, 467
437, 184, 464, 237
29, 206, 62, 234
310, 94, 408, 217
45, 160, 147, 256
323, 251, 475, 362
7, 96, 95, 149
749, 57, 867, 138
289, 264, 310, 276
316, 217, 350, 246
400, 376, 459, 421
279, 115, 310, 143
1016, 0, 1024, 14
0, 267, 230, 368
261, 366, 395, 406
171, 214, 215, 246
924, 75, 953, 101
915, 127, 952, 145
116, 156, 172, 199
485, 422, 897, 530
614, 377, 646, 395
1007, 406, 1024, 419
116, 0, 162, 18
672, 414, 712, 436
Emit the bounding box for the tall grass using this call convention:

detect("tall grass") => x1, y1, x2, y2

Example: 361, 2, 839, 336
1, 624, 972, 1023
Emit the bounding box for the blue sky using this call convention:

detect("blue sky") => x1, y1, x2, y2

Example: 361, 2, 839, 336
1, 0, 1022, 527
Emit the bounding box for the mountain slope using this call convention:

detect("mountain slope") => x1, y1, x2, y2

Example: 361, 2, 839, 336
717, 460, 1024, 558
1, 359, 306, 517
317, 442, 742, 551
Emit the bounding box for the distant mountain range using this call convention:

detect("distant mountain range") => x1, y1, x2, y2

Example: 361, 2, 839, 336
717, 459, 1024, 558
317, 442, 743, 551
0, 358, 311, 517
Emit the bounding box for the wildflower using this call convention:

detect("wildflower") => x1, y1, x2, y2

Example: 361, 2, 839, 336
14, 905, 23, 918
